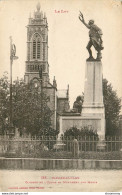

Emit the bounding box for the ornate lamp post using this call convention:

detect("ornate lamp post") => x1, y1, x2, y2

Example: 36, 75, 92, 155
9, 36, 18, 135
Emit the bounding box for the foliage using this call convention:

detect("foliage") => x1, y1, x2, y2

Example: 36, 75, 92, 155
40, 128, 59, 136
12, 79, 53, 135
0, 72, 58, 136
103, 79, 121, 136
0, 72, 10, 133
63, 126, 98, 152
64, 126, 98, 138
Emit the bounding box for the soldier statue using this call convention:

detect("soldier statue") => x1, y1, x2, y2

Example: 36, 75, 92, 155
79, 12, 104, 61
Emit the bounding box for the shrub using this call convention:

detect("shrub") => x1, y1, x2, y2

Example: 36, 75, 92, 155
63, 126, 98, 152
64, 126, 98, 138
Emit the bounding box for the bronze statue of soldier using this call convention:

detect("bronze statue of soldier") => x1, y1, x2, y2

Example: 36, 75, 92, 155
79, 12, 104, 61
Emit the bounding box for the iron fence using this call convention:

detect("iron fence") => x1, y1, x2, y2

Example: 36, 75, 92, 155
0, 136, 122, 159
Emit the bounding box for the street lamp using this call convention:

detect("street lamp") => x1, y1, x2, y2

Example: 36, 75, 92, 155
9, 36, 18, 135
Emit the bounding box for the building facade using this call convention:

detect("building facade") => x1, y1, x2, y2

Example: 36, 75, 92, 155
24, 3, 70, 130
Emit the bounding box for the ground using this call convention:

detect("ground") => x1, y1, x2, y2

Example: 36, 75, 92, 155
0, 170, 122, 192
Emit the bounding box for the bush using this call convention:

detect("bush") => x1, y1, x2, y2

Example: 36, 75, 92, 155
63, 126, 98, 152
64, 126, 98, 138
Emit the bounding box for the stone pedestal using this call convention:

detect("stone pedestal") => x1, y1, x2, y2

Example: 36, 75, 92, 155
82, 61, 105, 136
82, 61, 104, 113
97, 138, 106, 151
59, 61, 106, 150
53, 133, 66, 151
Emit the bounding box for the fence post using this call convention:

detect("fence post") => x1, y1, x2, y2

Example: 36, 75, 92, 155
21, 139, 22, 158
85, 135, 86, 152
115, 136, 116, 151
111, 137, 112, 152
72, 139, 79, 158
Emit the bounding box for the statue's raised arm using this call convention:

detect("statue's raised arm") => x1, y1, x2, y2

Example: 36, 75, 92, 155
79, 11, 84, 21
78, 12, 104, 61
79, 11, 90, 29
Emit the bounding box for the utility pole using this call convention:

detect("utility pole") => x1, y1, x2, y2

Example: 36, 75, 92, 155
9, 36, 18, 134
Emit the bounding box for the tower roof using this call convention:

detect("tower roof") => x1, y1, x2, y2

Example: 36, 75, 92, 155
34, 2, 42, 19
36, 2, 40, 12
28, 3, 47, 25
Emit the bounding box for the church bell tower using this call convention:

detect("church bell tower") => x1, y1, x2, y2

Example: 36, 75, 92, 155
24, 3, 49, 86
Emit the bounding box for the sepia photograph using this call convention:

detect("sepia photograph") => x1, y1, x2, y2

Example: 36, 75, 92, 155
0, 0, 122, 192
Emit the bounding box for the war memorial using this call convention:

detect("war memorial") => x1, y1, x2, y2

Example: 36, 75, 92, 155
59, 12, 105, 150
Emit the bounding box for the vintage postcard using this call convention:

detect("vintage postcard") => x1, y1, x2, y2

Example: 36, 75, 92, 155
0, 0, 122, 192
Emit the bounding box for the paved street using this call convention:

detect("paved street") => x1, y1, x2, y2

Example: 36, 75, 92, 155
0, 169, 122, 192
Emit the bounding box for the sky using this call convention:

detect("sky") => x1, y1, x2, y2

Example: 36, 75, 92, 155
0, 0, 122, 107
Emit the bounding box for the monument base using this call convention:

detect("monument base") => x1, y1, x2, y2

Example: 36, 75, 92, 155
53, 133, 66, 151
53, 143, 66, 151
59, 115, 105, 137
59, 60, 106, 141
81, 106, 105, 137
97, 138, 106, 151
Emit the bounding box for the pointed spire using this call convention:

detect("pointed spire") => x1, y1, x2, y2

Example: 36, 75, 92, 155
44, 12, 46, 18
67, 84, 69, 98
29, 12, 31, 18
15, 76, 19, 87
41, 11, 43, 19
53, 76, 57, 88
17, 76, 19, 81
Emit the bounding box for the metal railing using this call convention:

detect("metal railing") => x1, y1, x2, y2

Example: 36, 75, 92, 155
0, 136, 122, 158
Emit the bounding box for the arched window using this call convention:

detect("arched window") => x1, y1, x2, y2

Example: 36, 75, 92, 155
37, 39, 40, 59
32, 34, 41, 60
33, 40, 36, 59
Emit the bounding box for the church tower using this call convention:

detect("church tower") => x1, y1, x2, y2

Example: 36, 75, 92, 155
24, 3, 70, 130
24, 3, 49, 87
